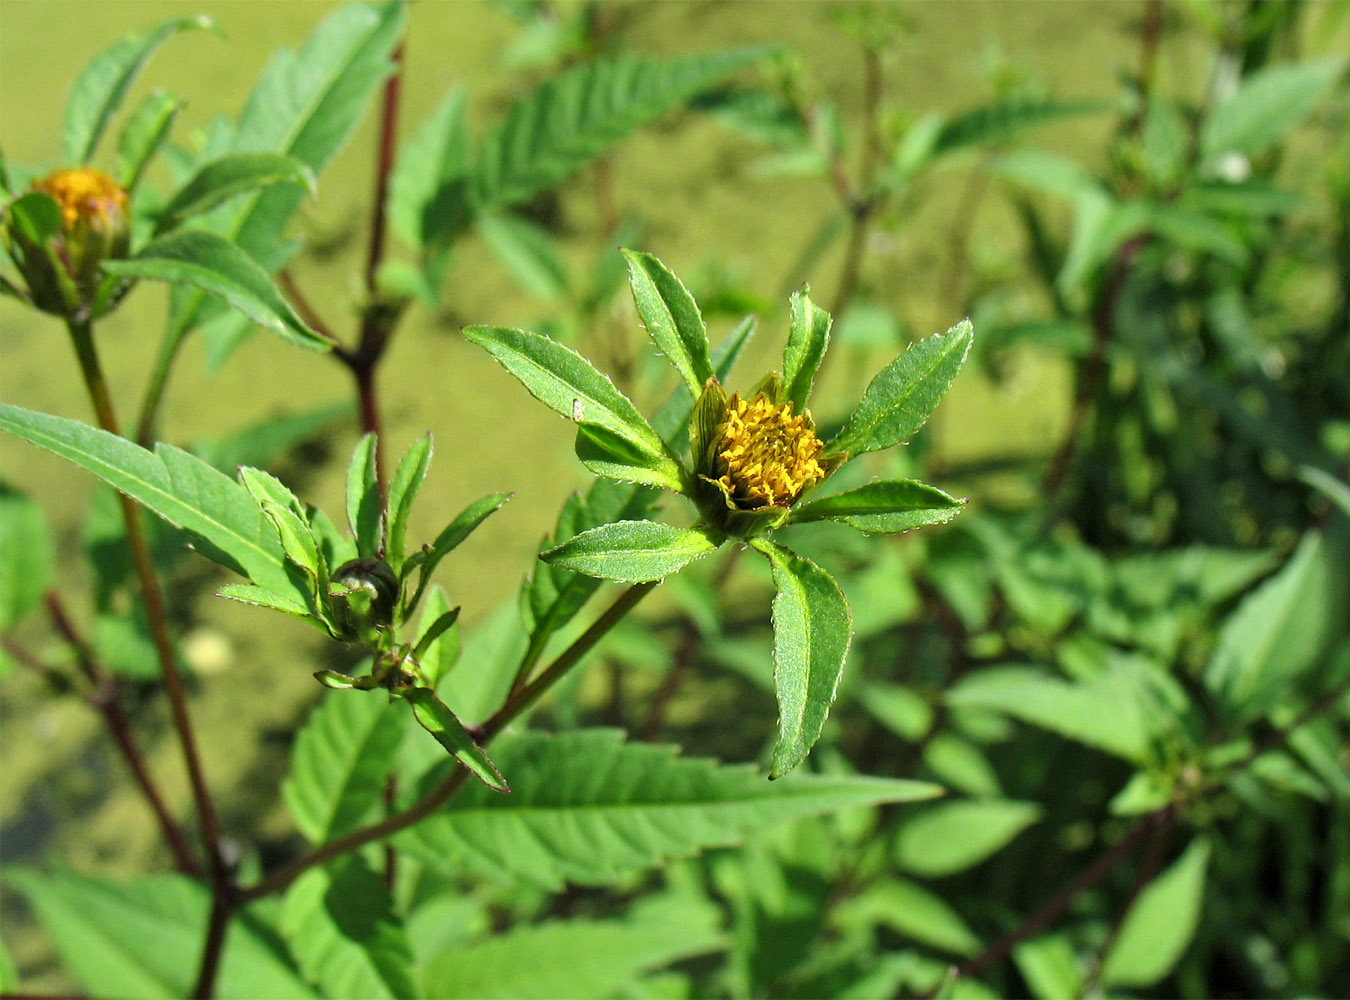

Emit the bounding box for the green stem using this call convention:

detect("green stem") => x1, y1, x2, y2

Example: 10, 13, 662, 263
237, 580, 658, 903
67, 318, 230, 892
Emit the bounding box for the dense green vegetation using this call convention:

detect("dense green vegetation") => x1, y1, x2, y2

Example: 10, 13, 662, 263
1, 2, 1347, 998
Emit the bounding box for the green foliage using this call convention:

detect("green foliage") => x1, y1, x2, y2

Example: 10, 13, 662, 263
0, 483, 51, 629
1100, 839, 1211, 987
397, 729, 939, 889
541, 520, 721, 582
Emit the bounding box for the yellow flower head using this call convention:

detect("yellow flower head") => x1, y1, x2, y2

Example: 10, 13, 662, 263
714, 391, 826, 508
32, 167, 129, 232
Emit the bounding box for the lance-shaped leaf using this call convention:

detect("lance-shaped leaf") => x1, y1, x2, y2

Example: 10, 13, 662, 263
623, 249, 712, 397
345, 434, 382, 560
542, 520, 721, 582
155, 153, 316, 234
1100, 839, 1211, 987
404, 492, 512, 614
789, 479, 965, 532
63, 14, 216, 165
396, 729, 940, 889
782, 286, 831, 412
281, 857, 415, 1000
4, 868, 316, 999
282, 690, 404, 843
389, 88, 470, 250
473, 48, 771, 210
1200, 57, 1346, 166
0, 403, 300, 601
239, 467, 324, 599
404, 687, 509, 793
115, 91, 182, 190
384, 434, 433, 573
103, 231, 328, 352
750, 539, 853, 778
464, 325, 681, 490
828, 319, 973, 459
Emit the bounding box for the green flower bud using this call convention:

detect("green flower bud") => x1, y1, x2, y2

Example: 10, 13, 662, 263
328, 557, 399, 644
6, 167, 130, 316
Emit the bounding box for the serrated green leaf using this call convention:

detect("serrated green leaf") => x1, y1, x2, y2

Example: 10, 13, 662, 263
895, 799, 1042, 876
782, 286, 831, 411
63, 15, 216, 165
946, 664, 1151, 763
383, 434, 432, 574
4, 868, 316, 999
404, 686, 509, 793
623, 249, 712, 397
414, 586, 460, 689
115, 90, 182, 190
156, 153, 316, 234
1204, 529, 1348, 720
1101, 839, 1211, 987
103, 231, 327, 352
751, 540, 852, 778
541, 520, 720, 582
405, 492, 512, 614
464, 325, 681, 489
345, 433, 382, 560
421, 905, 722, 1000
1200, 57, 1346, 165
0, 482, 52, 628
0, 404, 300, 601
397, 729, 939, 890
216, 582, 316, 623
239, 467, 322, 590
473, 48, 769, 210
933, 98, 1104, 155
828, 320, 973, 459
789, 479, 964, 532
282, 690, 404, 843
174, 1, 404, 364
281, 857, 415, 1000
389, 87, 470, 251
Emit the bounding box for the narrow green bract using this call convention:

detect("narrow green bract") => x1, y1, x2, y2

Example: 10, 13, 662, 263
750, 539, 853, 778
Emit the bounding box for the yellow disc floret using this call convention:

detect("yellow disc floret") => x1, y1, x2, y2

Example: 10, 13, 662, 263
32, 167, 129, 230
715, 392, 826, 507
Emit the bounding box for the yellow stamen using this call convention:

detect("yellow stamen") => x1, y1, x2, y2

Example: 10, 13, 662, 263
32, 167, 128, 230
715, 392, 825, 507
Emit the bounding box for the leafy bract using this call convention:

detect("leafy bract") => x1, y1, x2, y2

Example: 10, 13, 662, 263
156, 153, 316, 233
623, 249, 713, 397
828, 320, 974, 458
404, 687, 509, 793
280, 857, 415, 1000
384, 434, 432, 573
403, 492, 512, 614
4, 868, 315, 999
782, 286, 831, 412
1100, 839, 1211, 987
115, 91, 181, 190
420, 903, 722, 1000
0, 483, 52, 628
396, 729, 939, 890
63, 15, 216, 165
894, 799, 1042, 876
464, 325, 681, 490
541, 520, 720, 582
345, 434, 382, 560
750, 539, 853, 778
414, 586, 461, 689
472, 48, 769, 210
789, 479, 965, 533
282, 690, 404, 843
0, 403, 302, 602
103, 231, 327, 352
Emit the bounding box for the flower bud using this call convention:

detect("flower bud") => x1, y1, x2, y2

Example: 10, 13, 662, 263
11, 167, 130, 315
328, 557, 399, 643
